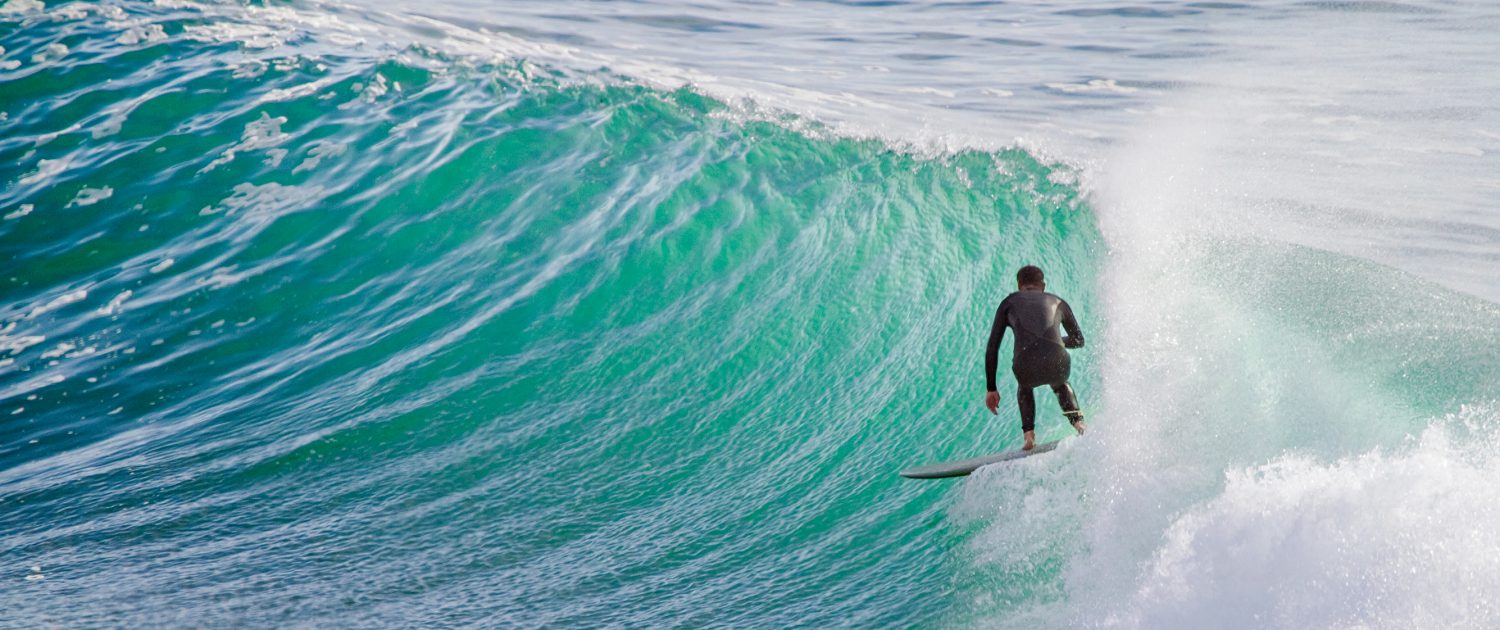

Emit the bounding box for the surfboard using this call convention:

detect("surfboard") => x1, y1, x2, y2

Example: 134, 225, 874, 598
899, 439, 1062, 479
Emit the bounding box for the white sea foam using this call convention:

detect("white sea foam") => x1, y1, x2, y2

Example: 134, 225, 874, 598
34, 123, 79, 147
0, 333, 45, 355
0, 373, 66, 402
40, 342, 75, 359
199, 112, 289, 173
339, 73, 388, 109
116, 23, 166, 46
27, 289, 87, 318
259, 76, 339, 104
19, 157, 70, 185
50, 2, 122, 21
68, 186, 113, 207
232, 59, 267, 79
30, 42, 67, 63
1117, 413, 1500, 628
183, 22, 283, 49
292, 141, 345, 173
0, 0, 43, 15
199, 266, 246, 290
202, 181, 316, 219
97, 290, 132, 316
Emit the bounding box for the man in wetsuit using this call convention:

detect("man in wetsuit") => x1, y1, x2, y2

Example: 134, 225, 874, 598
984, 265, 1086, 450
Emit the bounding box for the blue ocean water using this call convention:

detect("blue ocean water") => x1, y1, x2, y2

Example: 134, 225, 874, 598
3, 0, 1500, 627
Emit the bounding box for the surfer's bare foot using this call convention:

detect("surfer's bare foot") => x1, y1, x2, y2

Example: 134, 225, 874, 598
1022, 430, 1035, 451
1072, 419, 1087, 435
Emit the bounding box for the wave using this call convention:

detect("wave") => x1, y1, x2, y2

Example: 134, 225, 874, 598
1, 4, 1100, 626
6, 2, 1500, 628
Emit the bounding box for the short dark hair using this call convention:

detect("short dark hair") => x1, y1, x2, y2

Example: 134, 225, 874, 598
1017, 265, 1044, 286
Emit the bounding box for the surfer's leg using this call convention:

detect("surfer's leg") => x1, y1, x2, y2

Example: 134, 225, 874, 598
1050, 382, 1085, 434
1017, 385, 1038, 449
1017, 385, 1036, 432
1014, 353, 1054, 450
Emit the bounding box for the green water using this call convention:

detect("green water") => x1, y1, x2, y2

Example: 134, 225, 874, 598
0, 8, 1102, 625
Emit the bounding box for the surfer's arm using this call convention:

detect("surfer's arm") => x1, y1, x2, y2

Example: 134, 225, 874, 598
1060, 299, 1084, 349
985, 300, 1008, 391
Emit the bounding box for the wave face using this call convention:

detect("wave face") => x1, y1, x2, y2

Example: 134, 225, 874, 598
0, 4, 1100, 626
8, 2, 1500, 628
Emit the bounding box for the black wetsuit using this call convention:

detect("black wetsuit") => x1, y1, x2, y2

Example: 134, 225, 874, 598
984, 289, 1084, 432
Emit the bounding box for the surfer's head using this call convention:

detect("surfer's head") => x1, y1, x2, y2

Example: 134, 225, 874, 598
1017, 265, 1044, 290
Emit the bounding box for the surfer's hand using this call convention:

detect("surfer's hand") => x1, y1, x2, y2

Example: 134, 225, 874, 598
985, 390, 1000, 414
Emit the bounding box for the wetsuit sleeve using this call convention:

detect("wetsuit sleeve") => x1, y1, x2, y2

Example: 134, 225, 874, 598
1060, 299, 1085, 349
985, 299, 1008, 391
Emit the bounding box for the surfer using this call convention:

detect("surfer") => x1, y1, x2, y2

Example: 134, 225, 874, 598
984, 265, 1086, 450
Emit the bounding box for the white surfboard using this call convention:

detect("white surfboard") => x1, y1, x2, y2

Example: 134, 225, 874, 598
899, 439, 1062, 479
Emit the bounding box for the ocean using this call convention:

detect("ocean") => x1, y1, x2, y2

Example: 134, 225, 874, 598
3, 0, 1500, 627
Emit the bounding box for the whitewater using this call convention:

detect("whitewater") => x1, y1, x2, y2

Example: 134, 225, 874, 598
3, 0, 1500, 627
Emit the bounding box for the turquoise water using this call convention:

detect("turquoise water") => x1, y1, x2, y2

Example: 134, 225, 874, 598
4, 1, 1500, 628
